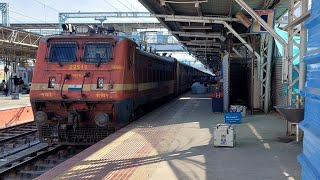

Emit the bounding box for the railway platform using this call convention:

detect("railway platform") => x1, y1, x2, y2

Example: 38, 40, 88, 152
0, 95, 33, 129
37, 93, 301, 180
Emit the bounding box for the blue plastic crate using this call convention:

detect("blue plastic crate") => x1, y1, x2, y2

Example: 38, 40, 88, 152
224, 112, 242, 124
299, 1, 320, 178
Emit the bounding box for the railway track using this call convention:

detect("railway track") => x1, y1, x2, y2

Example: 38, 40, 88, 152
0, 101, 167, 179
0, 144, 87, 180
0, 122, 88, 179
0, 122, 37, 144
0, 122, 38, 160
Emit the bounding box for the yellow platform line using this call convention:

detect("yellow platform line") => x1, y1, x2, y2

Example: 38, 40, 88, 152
247, 123, 271, 150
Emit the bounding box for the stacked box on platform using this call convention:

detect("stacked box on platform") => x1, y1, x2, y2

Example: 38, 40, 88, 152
212, 98, 223, 112
213, 124, 236, 147
211, 84, 224, 112
298, 1, 320, 179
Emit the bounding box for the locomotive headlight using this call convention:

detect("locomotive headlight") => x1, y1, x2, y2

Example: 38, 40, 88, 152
34, 111, 48, 125
75, 25, 89, 34
94, 112, 109, 127
48, 77, 56, 88
97, 77, 104, 89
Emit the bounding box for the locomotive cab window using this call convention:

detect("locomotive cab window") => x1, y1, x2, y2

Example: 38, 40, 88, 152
48, 43, 77, 62
83, 43, 113, 63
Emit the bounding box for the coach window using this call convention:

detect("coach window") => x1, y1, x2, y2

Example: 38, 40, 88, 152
162, 71, 164, 81
148, 69, 152, 82
83, 43, 112, 63
165, 71, 168, 81
153, 70, 156, 82
49, 42, 77, 63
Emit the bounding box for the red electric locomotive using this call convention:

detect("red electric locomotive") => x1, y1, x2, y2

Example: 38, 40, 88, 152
30, 25, 208, 144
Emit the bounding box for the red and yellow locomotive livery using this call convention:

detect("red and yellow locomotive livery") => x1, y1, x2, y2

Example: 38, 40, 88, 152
30, 25, 208, 144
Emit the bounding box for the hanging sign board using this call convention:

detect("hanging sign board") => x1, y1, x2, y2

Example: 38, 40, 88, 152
251, 9, 275, 33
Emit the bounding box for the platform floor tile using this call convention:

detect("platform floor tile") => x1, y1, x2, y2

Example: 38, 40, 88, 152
36, 94, 301, 180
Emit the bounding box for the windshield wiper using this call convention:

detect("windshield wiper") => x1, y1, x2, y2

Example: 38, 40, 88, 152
96, 58, 103, 67
60, 74, 71, 99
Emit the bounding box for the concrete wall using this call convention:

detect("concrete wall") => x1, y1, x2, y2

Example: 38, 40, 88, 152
0, 106, 34, 128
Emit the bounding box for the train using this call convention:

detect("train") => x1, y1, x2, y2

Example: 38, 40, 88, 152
30, 25, 210, 145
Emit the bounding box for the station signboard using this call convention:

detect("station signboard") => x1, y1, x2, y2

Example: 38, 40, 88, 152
0, 62, 4, 79
251, 9, 275, 33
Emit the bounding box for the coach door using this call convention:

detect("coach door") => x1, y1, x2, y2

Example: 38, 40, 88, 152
129, 44, 137, 100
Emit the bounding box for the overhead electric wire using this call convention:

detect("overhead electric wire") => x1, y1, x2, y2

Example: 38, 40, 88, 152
123, 0, 140, 12
10, 10, 46, 22
29, 0, 60, 22
103, 0, 144, 29
31, 0, 60, 13
116, 0, 144, 26
11, 0, 62, 25
103, 0, 122, 12
31, 0, 61, 22
10, 17, 24, 24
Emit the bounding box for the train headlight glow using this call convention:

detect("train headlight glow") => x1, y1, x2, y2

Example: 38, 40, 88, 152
75, 25, 89, 34
48, 77, 56, 88
97, 77, 104, 89
94, 113, 109, 127
34, 111, 48, 125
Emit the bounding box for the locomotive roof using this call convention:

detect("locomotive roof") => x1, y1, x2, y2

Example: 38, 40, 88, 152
137, 50, 177, 64
39, 33, 132, 43
39, 33, 208, 75
40, 33, 177, 64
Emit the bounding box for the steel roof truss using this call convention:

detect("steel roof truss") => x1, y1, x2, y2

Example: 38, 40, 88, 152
155, 14, 239, 22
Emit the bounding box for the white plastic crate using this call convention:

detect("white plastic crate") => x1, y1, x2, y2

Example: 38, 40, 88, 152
213, 124, 236, 147
230, 105, 246, 117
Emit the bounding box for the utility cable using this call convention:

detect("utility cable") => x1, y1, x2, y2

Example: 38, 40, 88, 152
10, 17, 24, 24
123, 0, 140, 12
10, 10, 46, 22
31, 0, 60, 13
103, 0, 144, 28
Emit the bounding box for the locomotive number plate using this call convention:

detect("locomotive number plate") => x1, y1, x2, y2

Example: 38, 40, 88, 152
40, 92, 54, 97
68, 65, 88, 70
96, 93, 109, 98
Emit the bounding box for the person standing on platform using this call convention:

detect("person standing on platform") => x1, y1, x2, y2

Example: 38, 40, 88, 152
18, 77, 24, 86
12, 75, 20, 93
18, 77, 25, 92
0, 80, 9, 96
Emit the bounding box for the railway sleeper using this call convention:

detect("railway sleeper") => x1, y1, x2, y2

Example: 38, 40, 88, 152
33, 163, 56, 169
26, 136, 37, 142
0, 133, 16, 137
4, 143, 15, 149
22, 170, 47, 175
15, 139, 27, 144
19, 170, 47, 176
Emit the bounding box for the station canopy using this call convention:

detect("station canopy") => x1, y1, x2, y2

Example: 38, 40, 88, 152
0, 26, 41, 63
138, 0, 288, 68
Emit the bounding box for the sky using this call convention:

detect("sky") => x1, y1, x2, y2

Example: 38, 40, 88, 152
4, 0, 211, 73
6, 0, 151, 23
5, 0, 162, 24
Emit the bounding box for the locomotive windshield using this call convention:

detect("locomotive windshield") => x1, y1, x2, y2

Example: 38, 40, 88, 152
82, 43, 113, 63
48, 43, 77, 62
